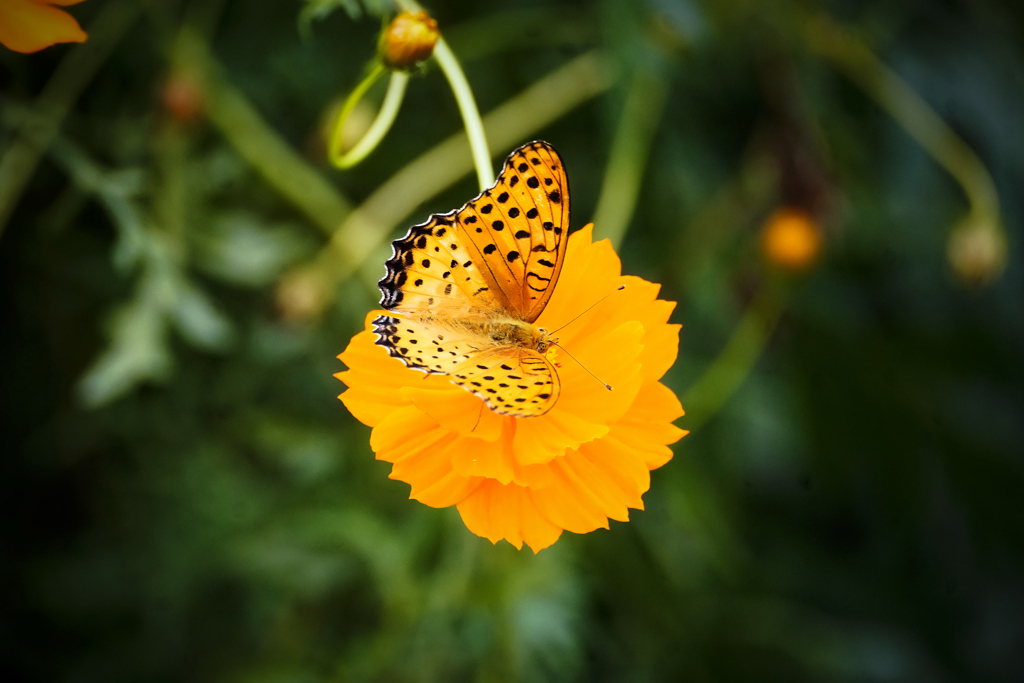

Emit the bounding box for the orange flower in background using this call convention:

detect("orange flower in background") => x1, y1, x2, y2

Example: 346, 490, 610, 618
761, 206, 823, 271
336, 225, 686, 552
0, 0, 88, 54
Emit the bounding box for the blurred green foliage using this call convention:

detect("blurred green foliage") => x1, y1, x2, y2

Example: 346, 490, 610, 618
2, 0, 1023, 681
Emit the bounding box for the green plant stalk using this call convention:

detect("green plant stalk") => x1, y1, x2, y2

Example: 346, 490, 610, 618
329, 63, 410, 169
396, 0, 494, 191
592, 70, 668, 248
432, 38, 495, 190
805, 15, 1000, 225
176, 31, 352, 237
0, 0, 142, 239
682, 291, 785, 431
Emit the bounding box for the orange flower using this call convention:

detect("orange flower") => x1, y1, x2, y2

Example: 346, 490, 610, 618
0, 0, 88, 54
761, 207, 823, 270
335, 225, 687, 552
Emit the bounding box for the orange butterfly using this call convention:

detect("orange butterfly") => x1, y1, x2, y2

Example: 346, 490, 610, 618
374, 141, 569, 418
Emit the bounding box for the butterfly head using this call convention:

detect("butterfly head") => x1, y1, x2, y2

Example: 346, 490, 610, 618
534, 326, 557, 354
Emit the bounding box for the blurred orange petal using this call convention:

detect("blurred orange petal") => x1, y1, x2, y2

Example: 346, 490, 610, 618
0, 0, 88, 54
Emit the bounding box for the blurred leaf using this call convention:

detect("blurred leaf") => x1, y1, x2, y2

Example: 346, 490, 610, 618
195, 212, 315, 288
299, 0, 389, 41
243, 413, 345, 483
168, 277, 236, 351
77, 274, 173, 407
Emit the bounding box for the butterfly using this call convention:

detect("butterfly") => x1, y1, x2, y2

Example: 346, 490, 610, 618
373, 141, 570, 418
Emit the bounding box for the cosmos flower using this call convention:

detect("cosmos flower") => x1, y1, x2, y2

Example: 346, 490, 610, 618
0, 0, 88, 54
336, 225, 686, 552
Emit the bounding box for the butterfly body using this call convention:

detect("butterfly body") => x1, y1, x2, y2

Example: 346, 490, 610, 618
375, 141, 569, 418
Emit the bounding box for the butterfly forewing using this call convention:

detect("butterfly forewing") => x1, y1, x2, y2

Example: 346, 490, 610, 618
456, 142, 569, 323
378, 215, 507, 316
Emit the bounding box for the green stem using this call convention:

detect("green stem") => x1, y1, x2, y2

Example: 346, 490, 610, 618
592, 70, 668, 248
329, 63, 410, 169
176, 31, 352, 236
432, 38, 494, 190
682, 291, 785, 430
805, 15, 1000, 224
395, 0, 493, 191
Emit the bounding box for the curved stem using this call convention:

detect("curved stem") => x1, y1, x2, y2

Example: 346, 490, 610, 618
593, 70, 668, 248
805, 15, 1000, 225
329, 62, 398, 168
432, 38, 494, 190
334, 70, 409, 169
395, 0, 493, 190
179, 31, 352, 236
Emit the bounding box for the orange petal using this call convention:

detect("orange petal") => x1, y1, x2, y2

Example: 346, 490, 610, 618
457, 480, 563, 552
556, 321, 644, 424
529, 459, 613, 534
556, 453, 633, 522
607, 382, 687, 470
537, 228, 623, 335
0, 0, 87, 54
370, 405, 446, 462
552, 276, 656, 345
448, 420, 518, 485
401, 384, 503, 442
337, 315, 453, 426
574, 435, 652, 508
413, 467, 482, 508
638, 323, 681, 385
555, 275, 679, 385
391, 437, 482, 507
511, 407, 608, 465
336, 333, 414, 426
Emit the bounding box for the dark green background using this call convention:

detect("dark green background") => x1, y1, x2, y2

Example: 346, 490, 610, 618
2, 0, 1023, 680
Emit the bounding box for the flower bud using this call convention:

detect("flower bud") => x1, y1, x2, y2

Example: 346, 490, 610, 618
761, 207, 823, 271
379, 11, 439, 71
947, 216, 1007, 287
160, 69, 204, 125
276, 268, 330, 323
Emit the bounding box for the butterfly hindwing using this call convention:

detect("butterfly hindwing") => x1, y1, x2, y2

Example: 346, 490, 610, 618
373, 314, 561, 417
449, 348, 560, 417
373, 314, 479, 376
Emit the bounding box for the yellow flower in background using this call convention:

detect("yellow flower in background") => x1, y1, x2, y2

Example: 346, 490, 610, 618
0, 0, 87, 54
761, 207, 823, 271
336, 225, 686, 552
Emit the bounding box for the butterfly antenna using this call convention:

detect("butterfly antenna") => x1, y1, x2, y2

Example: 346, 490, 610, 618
550, 285, 626, 335
550, 341, 613, 391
